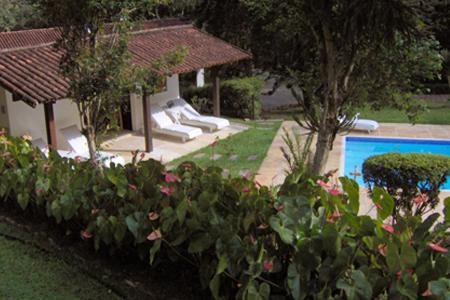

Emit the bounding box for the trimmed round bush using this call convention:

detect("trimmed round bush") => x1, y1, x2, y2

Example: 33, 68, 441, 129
363, 152, 450, 217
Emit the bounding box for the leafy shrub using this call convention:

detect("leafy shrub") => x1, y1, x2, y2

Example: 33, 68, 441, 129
182, 76, 263, 119
1, 134, 449, 299
363, 153, 450, 218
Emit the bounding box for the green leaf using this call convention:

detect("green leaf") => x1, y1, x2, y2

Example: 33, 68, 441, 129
430, 278, 450, 298
209, 274, 221, 300
340, 177, 359, 213
216, 255, 228, 275
114, 222, 127, 243
400, 243, 416, 268
176, 199, 188, 224
337, 270, 373, 300
386, 242, 401, 273
258, 282, 270, 300
188, 233, 213, 253
17, 193, 29, 210
149, 239, 161, 265
372, 187, 394, 221
287, 263, 301, 300
444, 197, 450, 223
269, 216, 294, 244
413, 213, 440, 242
125, 215, 139, 238
50, 200, 62, 223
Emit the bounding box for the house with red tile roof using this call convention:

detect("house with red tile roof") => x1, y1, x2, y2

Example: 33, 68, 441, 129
0, 19, 250, 152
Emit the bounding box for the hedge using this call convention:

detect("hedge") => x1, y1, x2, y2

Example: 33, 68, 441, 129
363, 152, 450, 217
182, 77, 263, 119
1, 134, 449, 299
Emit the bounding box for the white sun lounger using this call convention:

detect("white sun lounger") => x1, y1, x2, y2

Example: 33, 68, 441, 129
60, 125, 125, 167
165, 98, 230, 132
151, 105, 203, 142
351, 113, 379, 133
31, 138, 81, 160
340, 113, 379, 133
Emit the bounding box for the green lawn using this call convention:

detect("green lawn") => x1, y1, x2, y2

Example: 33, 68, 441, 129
170, 120, 282, 176
0, 224, 121, 300
263, 100, 450, 125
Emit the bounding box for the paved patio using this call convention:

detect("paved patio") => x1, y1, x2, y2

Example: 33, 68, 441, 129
100, 122, 248, 164
256, 122, 450, 217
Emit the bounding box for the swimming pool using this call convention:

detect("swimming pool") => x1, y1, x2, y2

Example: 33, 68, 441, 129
343, 136, 450, 190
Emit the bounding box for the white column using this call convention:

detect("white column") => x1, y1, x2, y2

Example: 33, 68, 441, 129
196, 69, 205, 87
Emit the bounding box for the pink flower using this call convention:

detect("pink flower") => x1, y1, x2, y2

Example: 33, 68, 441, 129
148, 212, 159, 221
147, 229, 162, 241
316, 179, 330, 189
263, 260, 273, 271
160, 186, 175, 196
35, 188, 44, 195
75, 156, 82, 163
164, 173, 180, 183
276, 203, 285, 212
414, 194, 427, 205
429, 243, 448, 253
128, 183, 137, 191
328, 188, 341, 196
242, 187, 251, 193
140, 152, 146, 160
382, 224, 395, 234
81, 230, 93, 239
422, 289, 433, 297
378, 244, 387, 257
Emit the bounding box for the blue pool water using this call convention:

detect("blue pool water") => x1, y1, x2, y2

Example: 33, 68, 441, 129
344, 137, 450, 190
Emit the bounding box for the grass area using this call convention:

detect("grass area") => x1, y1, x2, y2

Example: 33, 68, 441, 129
0, 223, 121, 300
170, 120, 282, 176
262, 100, 450, 125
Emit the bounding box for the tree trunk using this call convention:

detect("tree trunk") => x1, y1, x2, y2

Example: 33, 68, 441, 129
311, 128, 333, 175
85, 127, 97, 162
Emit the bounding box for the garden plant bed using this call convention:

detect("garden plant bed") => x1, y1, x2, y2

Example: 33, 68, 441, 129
0, 209, 201, 300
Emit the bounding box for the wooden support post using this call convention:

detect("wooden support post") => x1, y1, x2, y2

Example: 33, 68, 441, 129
142, 91, 153, 153
44, 102, 57, 149
212, 76, 220, 117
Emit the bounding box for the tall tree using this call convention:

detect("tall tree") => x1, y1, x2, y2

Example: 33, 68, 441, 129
36, 0, 184, 161
0, 0, 48, 31
239, 0, 442, 174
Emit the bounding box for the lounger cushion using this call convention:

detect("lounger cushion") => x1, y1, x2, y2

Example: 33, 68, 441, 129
354, 119, 379, 131
152, 106, 178, 128
156, 124, 202, 139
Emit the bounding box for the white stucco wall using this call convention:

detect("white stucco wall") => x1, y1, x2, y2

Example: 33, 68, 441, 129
0, 88, 10, 130
130, 74, 180, 132
1, 87, 80, 150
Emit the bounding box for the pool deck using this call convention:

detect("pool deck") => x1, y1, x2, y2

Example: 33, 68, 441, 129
256, 122, 450, 217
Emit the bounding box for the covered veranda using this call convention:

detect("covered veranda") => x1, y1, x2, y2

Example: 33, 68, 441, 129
0, 19, 251, 159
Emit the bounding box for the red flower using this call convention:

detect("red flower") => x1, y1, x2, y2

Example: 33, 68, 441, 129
81, 230, 93, 239
316, 179, 330, 189
128, 183, 137, 191
148, 212, 159, 221
35, 188, 44, 195
242, 187, 251, 193
276, 203, 285, 212
140, 152, 146, 160
429, 243, 448, 253
328, 188, 341, 196
374, 202, 382, 209
164, 173, 180, 183
147, 229, 162, 241
263, 260, 273, 271
422, 289, 433, 297
378, 244, 387, 257
160, 186, 175, 196
382, 224, 395, 234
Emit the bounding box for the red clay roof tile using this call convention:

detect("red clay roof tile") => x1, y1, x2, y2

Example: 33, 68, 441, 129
0, 19, 251, 106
